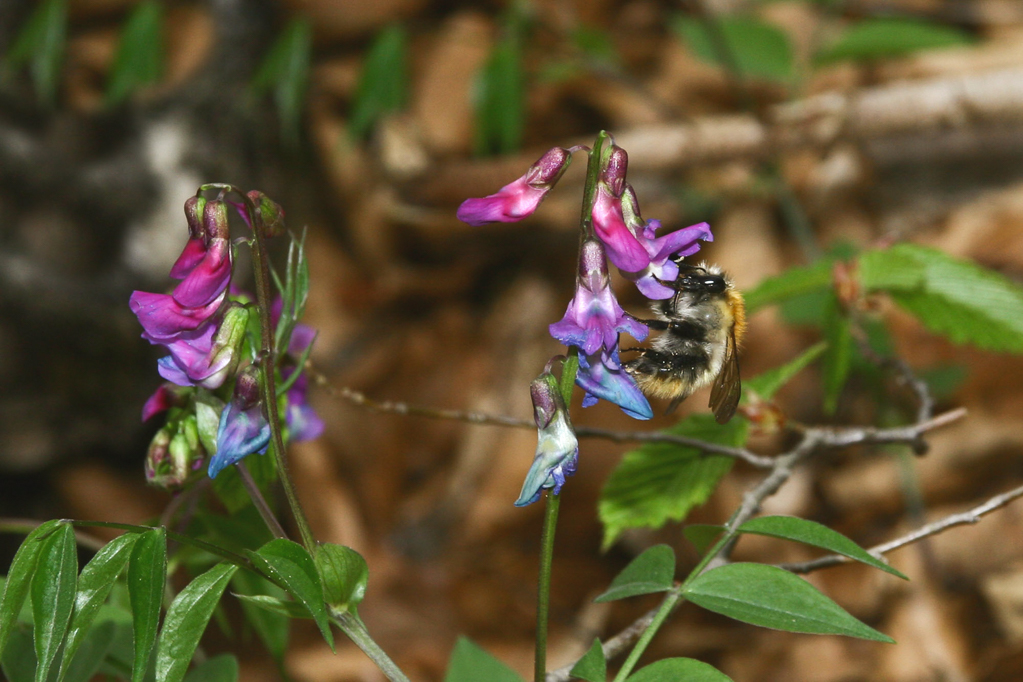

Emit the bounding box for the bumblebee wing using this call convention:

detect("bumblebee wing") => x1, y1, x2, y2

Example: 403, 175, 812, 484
709, 328, 741, 424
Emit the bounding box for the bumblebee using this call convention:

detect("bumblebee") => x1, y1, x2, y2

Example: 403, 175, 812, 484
624, 263, 746, 423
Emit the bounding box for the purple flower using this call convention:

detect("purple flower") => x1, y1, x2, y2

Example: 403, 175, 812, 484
515, 371, 579, 507
576, 347, 652, 420
141, 384, 181, 422
155, 304, 248, 389
457, 147, 572, 226
283, 369, 324, 442
130, 290, 227, 341
208, 369, 270, 478
618, 187, 712, 299
592, 182, 650, 273
549, 239, 647, 355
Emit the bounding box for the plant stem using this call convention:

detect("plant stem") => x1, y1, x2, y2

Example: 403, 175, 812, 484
235, 461, 288, 539
578, 131, 609, 241
332, 611, 411, 682
535, 491, 562, 682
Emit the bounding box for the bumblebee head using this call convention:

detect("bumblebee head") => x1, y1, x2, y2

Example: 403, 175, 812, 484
675, 263, 729, 296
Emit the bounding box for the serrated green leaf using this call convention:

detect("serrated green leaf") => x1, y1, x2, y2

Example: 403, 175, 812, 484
816, 17, 972, 65
744, 342, 827, 403
672, 14, 793, 83
684, 562, 894, 642
683, 524, 726, 555
1, 622, 35, 682
31, 522, 77, 682
744, 261, 833, 314
156, 562, 238, 682
738, 516, 907, 579
627, 657, 734, 682
59, 619, 114, 682
315, 544, 368, 616
105, 0, 163, 105
127, 527, 167, 682
595, 545, 675, 603
861, 244, 1023, 353
474, 26, 525, 156
569, 638, 606, 682
183, 654, 239, 682
6, 0, 67, 106
600, 416, 748, 549
0, 519, 62, 659
443, 637, 525, 682
58, 532, 139, 682
821, 295, 852, 415
245, 539, 333, 651
229, 571, 288, 662
350, 24, 408, 140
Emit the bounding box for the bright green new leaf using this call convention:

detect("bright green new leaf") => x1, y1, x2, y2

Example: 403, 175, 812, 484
5, 0, 67, 106
349, 25, 408, 140
156, 562, 239, 682
672, 14, 794, 84
860, 244, 1023, 353
595, 545, 675, 603
627, 657, 734, 682
821, 295, 852, 415
816, 18, 972, 65
443, 637, 524, 682
738, 516, 907, 579
127, 527, 167, 682
251, 18, 312, 145
474, 21, 525, 156
743, 261, 833, 314
569, 638, 606, 682
744, 342, 827, 403
30, 522, 77, 682
0, 519, 62, 659
245, 539, 333, 651
684, 563, 895, 642
183, 654, 239, 682
315, 543, 369, 616
58, 532, 139, 681
106, 0, 163, 105
600, 416, 748, 549
683, 524, 726, 555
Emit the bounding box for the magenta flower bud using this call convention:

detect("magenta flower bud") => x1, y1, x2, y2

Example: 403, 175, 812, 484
601, 145, 628, 197
456, 147, 572, 226
576, 347, 652, 420
592, 182, 650, 273
208, 367, 271, 479
141, 384, 184, 422
203, 199, 230, 241
515, 371, 579, 507
170, 196, 208, 279
549, 239, 647, 355
247, 190, 286, 237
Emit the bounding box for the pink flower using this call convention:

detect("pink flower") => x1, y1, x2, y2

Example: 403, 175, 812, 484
592, 182, 650, 273
457, 147, 572, 226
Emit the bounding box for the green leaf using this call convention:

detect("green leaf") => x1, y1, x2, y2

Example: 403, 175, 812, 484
861, 244, 1023, 353
821, 295, 852, 415
474, 23, 525, 156
599, 416, 748, 549
211, 449, 277, 514
738, 516, 907, 579
245, 539, 333, 651
349, 24, 408, 140
58, 532, 139, 681
1, 623, 35, 682
105, 0, 163, 105
59, 619, 114, 682
569, 638, 606, 682
627, 657, 734, 682
314, 544, 368, 616
683, 524, 726, 555
0, 519, 62, 659
744, 342, 827, 402
127, 527, 167, 682
156, 562, 238, 682
684, 563, 894, 642
183, 654, 239, 682
572, 26, 620, 69
5, 0, 67, 106
229, 571, 288, 662
251, 18, 312, 146
231, 593, 312, 620
30, 522, 77, 682
672, 14, 793, 83
816, 18, 972, 65
595, 545, 675, 603
744, 261, 833, 314
443, 637, 525, 682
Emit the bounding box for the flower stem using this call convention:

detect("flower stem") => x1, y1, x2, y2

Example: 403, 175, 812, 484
235, 461, 288, 540
578, 131, 609, 241
332, 611, 411, 682
534, 490, 562, 682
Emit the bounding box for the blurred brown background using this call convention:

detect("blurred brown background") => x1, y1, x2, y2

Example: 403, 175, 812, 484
4, 0, 1023, 680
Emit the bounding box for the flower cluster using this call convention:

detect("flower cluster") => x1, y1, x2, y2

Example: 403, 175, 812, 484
457, 134, 713, 503
131, 190, 323, 487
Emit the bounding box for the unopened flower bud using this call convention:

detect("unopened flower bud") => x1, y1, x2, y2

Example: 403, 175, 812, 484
515, 370, 579, 507
184, 196, 207, 240
456, 147, 573, 226
170, 196, 210, 279
208, 366, 270, 478
146, 414, 206, 490
203, 199, 230, 242
602, 145, 628, 196
205, 303, 249, 387
247, 190, 286, 238
234, 366, 262, 408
